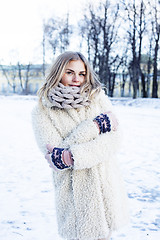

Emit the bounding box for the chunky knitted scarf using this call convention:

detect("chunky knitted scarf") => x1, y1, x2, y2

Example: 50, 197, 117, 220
48, 83, 90, 109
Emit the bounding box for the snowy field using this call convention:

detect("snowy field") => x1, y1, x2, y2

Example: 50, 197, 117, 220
0, 95, 160, 240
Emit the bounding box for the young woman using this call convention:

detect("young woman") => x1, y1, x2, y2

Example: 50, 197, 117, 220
32, 51, 129, 240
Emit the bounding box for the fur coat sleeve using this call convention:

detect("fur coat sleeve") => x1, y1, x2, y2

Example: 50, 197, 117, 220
61, 118, 120, 170
68, 132, 120, 170
32, 102, 62, 154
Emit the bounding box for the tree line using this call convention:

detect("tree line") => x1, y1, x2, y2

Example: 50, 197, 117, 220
0, 63, 44, 95
43, 0, 160, 98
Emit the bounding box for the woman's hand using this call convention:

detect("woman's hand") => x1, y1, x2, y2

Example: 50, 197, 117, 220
106, 111, 119, 131
94, 111, 119, 134
62, 150, 74, 166
45, 144, 74, 170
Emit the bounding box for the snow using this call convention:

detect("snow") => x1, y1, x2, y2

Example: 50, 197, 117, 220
0, 95, 160, 240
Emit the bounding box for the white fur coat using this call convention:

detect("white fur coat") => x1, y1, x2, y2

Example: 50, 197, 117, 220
32, 90, 129, 240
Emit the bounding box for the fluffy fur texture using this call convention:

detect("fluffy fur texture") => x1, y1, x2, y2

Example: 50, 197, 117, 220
32, 90, 129, 240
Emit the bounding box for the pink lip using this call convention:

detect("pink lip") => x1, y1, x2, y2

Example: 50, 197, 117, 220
69, 85, 80, 87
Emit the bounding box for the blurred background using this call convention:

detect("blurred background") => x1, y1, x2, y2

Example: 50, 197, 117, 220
0, 0, 160, 98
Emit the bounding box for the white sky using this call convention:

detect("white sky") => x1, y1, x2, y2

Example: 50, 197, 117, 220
0, 0, 97, 65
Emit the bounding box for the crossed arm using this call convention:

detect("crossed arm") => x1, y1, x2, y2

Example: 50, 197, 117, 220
45, 111, 119, 171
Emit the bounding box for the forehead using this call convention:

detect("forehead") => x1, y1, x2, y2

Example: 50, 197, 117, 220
65, 60, 86, 71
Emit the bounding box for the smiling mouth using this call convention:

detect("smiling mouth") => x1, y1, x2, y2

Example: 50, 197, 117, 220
69, 85, 80, 87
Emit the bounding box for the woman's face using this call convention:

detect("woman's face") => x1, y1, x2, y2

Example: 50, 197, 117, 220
61, 60, 86, 87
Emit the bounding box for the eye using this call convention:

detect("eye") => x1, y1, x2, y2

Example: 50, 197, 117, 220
79, 73, 86, 77
66, 71, 73, 75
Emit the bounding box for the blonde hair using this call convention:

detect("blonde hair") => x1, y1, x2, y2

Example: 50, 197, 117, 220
38, 51, 102, 102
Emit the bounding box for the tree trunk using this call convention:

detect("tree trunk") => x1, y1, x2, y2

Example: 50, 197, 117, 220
141, 72, 147, 97
121, 73, 127, 97
152, 32, 159, 98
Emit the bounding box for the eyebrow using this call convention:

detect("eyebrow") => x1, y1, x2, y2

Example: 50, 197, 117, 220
66, 68, 86, 73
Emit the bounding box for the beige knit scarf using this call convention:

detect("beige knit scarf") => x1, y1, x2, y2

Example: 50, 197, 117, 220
48, 83, 90, 109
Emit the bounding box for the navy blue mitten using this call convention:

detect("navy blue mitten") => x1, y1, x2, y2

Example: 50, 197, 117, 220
51, 148, 69, 170
94, 113, 111, 134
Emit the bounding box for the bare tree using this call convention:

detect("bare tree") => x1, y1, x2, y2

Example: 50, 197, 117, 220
99, 1, 120, 92
0, 63, 33, 94
0, 64, 17, 93
79, 4, 101, 70
122, 0, 147, 98
148, 0, 160, 98
44, 13, 72, 56
138, 1, 147, 97
120, 49, 129, 97
17, 62, 32, 95
79, 0, 121, 96
146, 37, 153, 97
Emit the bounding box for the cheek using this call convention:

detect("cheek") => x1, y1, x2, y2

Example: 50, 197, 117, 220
61, 74, 71, 86
81, 77, 86, 84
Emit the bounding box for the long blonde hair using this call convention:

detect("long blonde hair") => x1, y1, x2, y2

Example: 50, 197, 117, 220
38, 51, 102, 102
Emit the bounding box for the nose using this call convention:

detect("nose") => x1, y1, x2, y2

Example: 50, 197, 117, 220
72, 74, 79, 82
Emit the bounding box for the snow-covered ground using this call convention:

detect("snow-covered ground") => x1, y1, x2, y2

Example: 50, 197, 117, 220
0, 95, 160, 240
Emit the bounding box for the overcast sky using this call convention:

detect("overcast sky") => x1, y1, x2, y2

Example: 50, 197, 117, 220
0, 0, 96, 65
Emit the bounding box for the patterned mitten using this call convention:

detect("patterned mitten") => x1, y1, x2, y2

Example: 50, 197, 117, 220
51, 148, 73, 170
94, 113, 111, 134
